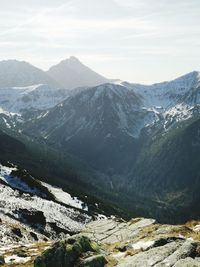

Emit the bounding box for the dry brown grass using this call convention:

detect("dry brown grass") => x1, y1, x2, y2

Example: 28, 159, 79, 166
2, 241, 53, 267
105, 255, 118, 267
124, 249, 141, 257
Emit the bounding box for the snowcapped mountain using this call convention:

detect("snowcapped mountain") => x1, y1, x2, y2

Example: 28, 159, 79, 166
122, 71, 200, 130
0, 84, 71, 131
0, 60, 59, 88
21, 71, 200, 173
0, 57, 109, 124
0, 84, 70, 114
47, 56, 108, 90
2, 70, 199, 132
22, 83, 155, 173
125, 71, 200, 109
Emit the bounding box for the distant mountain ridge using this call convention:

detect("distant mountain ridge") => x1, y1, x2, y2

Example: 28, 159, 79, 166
0, 57, 108, 90
0, 57, 109, 116
21, 71, 200, 171
0, 84, 69, 114
0, 60, 59, 88
47, 56, 108, 89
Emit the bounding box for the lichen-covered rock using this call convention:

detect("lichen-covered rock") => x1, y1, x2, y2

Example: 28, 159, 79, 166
174, 257, 200, 267
34, 236, 104, 267
78, 236, 99, 252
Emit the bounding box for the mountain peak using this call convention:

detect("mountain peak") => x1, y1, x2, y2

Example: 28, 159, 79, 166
47, 57, 108, 90
68, 56, 81, 62
167, 70, 200, 89
177, 70, 200, 80
61, 56, 82, 66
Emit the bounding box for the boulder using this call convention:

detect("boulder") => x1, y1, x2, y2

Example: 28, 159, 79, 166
34, 236, 105, 267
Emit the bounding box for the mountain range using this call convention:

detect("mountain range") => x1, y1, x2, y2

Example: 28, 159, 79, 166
0, 57, 108, 90
0, 57, 200, 223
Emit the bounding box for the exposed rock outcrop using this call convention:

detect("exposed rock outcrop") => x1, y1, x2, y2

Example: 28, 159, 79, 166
34, 236, 106, 267
2, 217, 200, 266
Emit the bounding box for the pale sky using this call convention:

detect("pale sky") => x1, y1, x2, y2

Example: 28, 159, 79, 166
0, 0, 200, 83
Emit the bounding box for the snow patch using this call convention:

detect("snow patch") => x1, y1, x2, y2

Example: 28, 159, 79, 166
5, 255, 31, 264
193, 225, 200, 232
131, 240, 155, 250
0, 164, 40, 195
42, 182, 88, 211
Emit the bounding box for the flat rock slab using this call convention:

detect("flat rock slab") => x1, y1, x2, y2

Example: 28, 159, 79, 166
117, 241, 182, 267
82, 218, 156, 244
82, 217, 200, 267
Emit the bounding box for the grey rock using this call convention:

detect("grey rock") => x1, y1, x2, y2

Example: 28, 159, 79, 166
155, 240, 197, 267
117, 241, 183, 267
174, 257, 200, 267
82, 218, 156, 244
34, 236, 100, 267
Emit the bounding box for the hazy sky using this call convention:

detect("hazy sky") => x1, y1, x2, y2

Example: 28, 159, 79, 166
0, 0, 200, 83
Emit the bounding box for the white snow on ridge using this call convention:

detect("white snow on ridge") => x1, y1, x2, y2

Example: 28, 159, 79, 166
0, 71, 200, 136
0, 182, 90, 235
2, 117, 11, 128
0, 163, 91, 238
12, 84, 42, 92
126, 71, 200, 109
0, 164, 17, 181
42, 182, 88, 211
5, 255, 31, 264
119, 71, 200, 133
0, 164, 88, 212
0, 164, 40, 195
0, 107, 10, 116
164, 104, 194, 122
0, 84, 69, 114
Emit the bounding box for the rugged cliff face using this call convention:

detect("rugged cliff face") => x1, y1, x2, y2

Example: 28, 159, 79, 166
1, 217, 200, 266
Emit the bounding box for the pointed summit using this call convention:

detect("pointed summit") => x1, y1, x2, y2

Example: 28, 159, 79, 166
68, 56, 81, 62
63, 56, 81, 63
47, 56, 108, 90
59, 56, 84, 69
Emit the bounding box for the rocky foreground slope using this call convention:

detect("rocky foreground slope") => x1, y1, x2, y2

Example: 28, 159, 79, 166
1, 217, 200, 266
